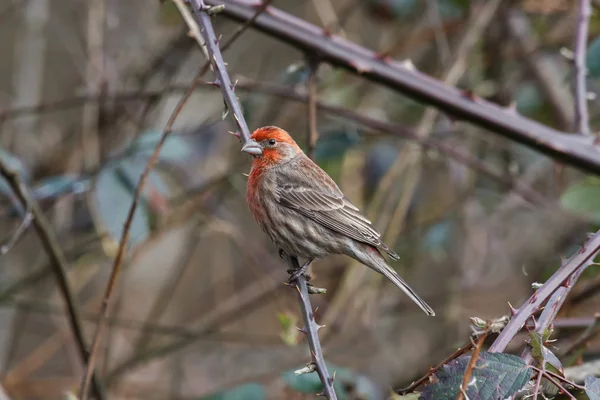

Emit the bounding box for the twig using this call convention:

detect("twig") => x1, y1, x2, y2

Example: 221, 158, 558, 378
306, 56, 319, 160
398, 341, 474, 394
185, 1, 336, 397
290, 257, 337, 399
457, 332, 488, 400
521, 267, 587, 366
489, 232, 600, 353
574, 0, 592, 135
77, 13, 205, 400
0, 164, 107, 400
78, 1, 272, 397
560, 312, 600, 358
0, 211, 32, 255
530, 366, 578, 400
532, 369, 543, 400
202, 0, 600, 174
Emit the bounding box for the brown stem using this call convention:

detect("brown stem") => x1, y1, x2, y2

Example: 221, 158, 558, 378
457, 332, 488, 400
0, 164, 107, 400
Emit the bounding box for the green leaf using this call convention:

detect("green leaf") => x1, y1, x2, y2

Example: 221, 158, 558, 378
277, 311, 299, 346
560, 177, 600, 223
528, 332, 563, 374
200, 383, 265, 400
391, 393, 421, 399
585, 376, 600, 400
587, 36, 600, 78
516, 82, 544, 115
420, 352, 532, 400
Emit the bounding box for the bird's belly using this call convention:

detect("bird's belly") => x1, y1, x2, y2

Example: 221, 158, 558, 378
265, 208, 344, 259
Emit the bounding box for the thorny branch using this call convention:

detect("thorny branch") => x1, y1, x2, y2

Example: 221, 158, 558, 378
78, 1, 273, 398
489, 231, 600, 353
203, 0, 600, 175
0, 162, 107, 400
0, 81, 545, 205
186, 1, 338, 398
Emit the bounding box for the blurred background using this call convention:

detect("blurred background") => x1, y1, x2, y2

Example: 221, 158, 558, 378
0, 0, 599, 398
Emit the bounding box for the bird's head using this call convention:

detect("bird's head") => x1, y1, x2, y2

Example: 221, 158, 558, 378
242, 126, 302, 165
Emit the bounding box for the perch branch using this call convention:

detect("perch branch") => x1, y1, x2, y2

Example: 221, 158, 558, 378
187, 1, 337, 398
489, 231, 600, 353
0, 163, 107, 400
574, 0, 592, 135
202, 0, 600, 175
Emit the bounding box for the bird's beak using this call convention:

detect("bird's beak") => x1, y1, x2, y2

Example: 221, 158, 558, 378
241, 139, 263, 156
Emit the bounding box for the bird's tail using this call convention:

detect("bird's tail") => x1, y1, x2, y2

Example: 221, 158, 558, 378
353, 245, 435, 316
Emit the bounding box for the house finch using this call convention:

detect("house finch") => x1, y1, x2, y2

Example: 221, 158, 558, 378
242, 126, 434, 316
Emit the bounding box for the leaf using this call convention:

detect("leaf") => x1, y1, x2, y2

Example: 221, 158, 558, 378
420, 352, 532, 400
277, 311, 299, 346
587, 36, 600, 78
90, 157, 178, 252
129, 130, 193, 164
585, 376, 600, 400
200, 383, 265, 400
560, 177, 600, 223
528, 332, 563, 375
515, 82, 544, 115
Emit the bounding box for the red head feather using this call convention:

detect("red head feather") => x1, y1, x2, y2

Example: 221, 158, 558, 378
248, 126, 301, 165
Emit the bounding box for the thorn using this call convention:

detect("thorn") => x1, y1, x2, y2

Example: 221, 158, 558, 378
209, 80, 221, 88
322, 28, 333, 37
400, 59, 416, 71
317, 392, 325, 397
375, 52, 392, 63
505, 102, 518, 114
296, 326, 307, 335
316, 324, 326, 331
348, 60, 371, 74
242, 172, 249, 177
314, 306, 319, 314
229, 130, 241, 139
222, 107, 230, 120
508, 302, 518, 316
461, 89, 478, 101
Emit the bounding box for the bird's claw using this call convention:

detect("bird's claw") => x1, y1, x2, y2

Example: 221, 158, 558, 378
287, 258, 313, 283
279, 249, 286, 259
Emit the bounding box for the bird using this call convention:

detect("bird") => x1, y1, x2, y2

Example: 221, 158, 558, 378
242, 126, 435, 316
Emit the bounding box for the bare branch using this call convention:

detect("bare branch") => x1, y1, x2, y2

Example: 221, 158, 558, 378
574, 0, 592, 135
0, 163, 107, 400
202, 0, 600, 175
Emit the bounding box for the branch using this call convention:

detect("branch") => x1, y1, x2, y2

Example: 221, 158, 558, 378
306, 56, 319, 160
489, 231, 600, 353
203, 0, 600, 175
78, 2, 272, 397
0, 163, 107, 400
520, 267, 587, 366
186, 1, 337, 398
574, 0, 592, 135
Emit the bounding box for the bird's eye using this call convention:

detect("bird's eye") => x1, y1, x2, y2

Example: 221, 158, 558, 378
268, 138, 277, 146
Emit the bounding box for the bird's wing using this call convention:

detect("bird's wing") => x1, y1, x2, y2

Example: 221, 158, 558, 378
275, 157, 399, 259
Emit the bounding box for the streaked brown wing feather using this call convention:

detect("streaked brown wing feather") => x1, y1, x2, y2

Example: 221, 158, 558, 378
275, 157, 399, 259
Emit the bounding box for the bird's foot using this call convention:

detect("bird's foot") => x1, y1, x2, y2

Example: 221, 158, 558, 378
288, 258, 314, 283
